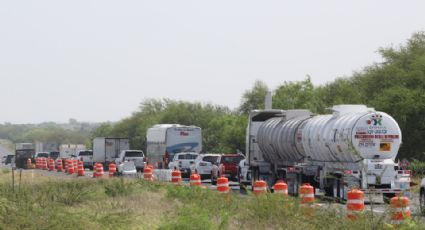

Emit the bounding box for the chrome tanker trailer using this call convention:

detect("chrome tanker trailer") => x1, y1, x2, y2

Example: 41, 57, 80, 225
246, 105, 410, 200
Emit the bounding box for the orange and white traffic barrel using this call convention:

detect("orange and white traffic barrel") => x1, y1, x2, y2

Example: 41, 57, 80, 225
143, 166, 154, 181
77, 161, 85, 177
42, 158, 48, 170
300, 183, 315, 204
64, 159, 68, 172
217, 176, 230, 194
300, 183, 315, 216
48, 158, 55, 171
109, 163, 116, 177
347, 189, 364, 220
190, 173, 202, 187
67, 160, 75, 174
73, 160, 78, 173
96, 163, 104, 178
57, 159, 63, 172
274, 180, 288, 195
390, 196, 411, 225
253, 180, 267, 195
171, 169, 182, 185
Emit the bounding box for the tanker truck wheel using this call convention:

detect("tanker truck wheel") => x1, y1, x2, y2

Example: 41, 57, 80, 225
420, 189, 425, 215
383, 193, 395, 204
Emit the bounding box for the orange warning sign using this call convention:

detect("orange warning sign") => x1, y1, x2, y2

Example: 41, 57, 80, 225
380, 143, 391, 151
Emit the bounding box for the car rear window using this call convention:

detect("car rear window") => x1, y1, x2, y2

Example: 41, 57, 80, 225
78, 151, 93, 156
49, 152, 60, 158
203, 156, 218, 163
222, 156, 244, 164
37, 153, 49, 158
125, 151, 144, 157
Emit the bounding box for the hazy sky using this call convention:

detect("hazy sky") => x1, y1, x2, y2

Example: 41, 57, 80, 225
1, 1, 424, 124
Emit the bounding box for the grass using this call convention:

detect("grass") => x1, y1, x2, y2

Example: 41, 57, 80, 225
0, 169, 424, 229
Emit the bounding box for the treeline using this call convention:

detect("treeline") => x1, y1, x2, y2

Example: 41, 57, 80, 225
92, 99, 246, 153
0, 120, 97, 149
97, 32, 425, 160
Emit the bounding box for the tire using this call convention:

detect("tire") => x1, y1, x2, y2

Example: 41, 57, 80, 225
211, 172, 217, 185
420, 190, 425, 215
383, 193, 395, 204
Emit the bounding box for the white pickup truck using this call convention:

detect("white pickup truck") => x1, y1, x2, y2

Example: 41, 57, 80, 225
116, 150, 145, 172
168, 152, 199, 177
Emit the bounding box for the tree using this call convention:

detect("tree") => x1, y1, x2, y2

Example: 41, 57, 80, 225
273, 76, 322, 112
239, 80, 269, 114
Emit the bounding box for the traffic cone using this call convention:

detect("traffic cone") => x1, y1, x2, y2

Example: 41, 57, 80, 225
190, 173, 202, 187
77, 161, 85, 177
57, 159, 63, 172
109, 163, 116, 177
253, 180, 267, 195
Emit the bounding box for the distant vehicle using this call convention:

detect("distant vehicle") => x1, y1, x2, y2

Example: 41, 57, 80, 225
34, 152, 49, 158
59, 144, 86, 159
77, 150, 93, 169
5, 154, 15, 165
117, 161, 137, 176
49, 151, 60, 160
168, 152, 199, 177
35, 141, 59, 153
194, 154, 220, 180
15, 143, 35, 169
146, 124, 202, 169
238, 159, 250, 187
211, 154, 245, 184
116, 150, 145, 171
93, 138, 130, 166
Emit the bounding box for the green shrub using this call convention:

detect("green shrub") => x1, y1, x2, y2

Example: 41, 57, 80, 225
410, 159, 425, 176
104, 178, 136, 197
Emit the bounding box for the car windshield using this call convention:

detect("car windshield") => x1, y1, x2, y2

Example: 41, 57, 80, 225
125, 151, 144, 157
222, 156, 244, 164
37, 153, 49, 158
78, 151, 93, 156
178, 154, 198, 160
203, 156, 219, 163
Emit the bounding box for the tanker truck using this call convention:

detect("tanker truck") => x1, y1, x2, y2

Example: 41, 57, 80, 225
245, 105, 410, 200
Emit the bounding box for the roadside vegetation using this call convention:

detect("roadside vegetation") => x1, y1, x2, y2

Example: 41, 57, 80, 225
0, 170, 423, 230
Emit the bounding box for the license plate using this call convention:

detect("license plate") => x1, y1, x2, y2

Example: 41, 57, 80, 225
375, 164, 383, 170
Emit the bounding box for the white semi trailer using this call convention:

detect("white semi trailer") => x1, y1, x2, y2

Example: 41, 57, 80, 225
246, 105, 410, 200
146, 124, 202, 169
93, 138, 130, 166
